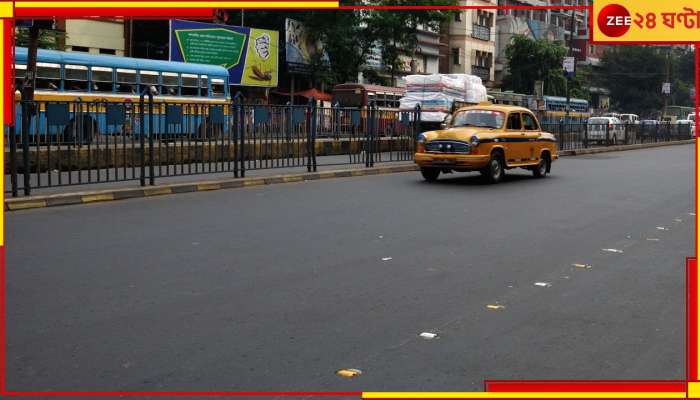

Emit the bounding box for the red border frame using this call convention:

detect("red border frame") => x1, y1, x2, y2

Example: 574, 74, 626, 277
2, 2, 699, 397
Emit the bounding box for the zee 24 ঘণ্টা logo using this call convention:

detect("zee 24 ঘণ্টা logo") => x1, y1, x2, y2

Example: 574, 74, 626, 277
596, 1, 700, 42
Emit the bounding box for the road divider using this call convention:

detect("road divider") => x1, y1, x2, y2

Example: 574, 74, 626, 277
5, 164, 419, 211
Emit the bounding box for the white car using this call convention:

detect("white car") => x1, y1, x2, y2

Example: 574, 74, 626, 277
587, 116, 626, 144
620, 114, 639, 124
675, 119, 695, 136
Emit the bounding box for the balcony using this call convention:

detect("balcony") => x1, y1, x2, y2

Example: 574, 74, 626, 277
471, 24, 491, 41
471, 65, 491, 82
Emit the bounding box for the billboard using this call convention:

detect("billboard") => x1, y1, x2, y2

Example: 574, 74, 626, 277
285, 18, 329, 74
169, 20, 279, 87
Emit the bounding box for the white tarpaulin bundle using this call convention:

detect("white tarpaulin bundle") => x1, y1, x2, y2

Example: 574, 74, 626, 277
399, 74, 488, 121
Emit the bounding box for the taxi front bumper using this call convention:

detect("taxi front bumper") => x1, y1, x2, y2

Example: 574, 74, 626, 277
414, 152, 490, 170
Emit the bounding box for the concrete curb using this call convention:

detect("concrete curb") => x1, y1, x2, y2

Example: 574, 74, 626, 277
5, 139, 694, 211
5, 164, 419, 211
558, 139, 695, 156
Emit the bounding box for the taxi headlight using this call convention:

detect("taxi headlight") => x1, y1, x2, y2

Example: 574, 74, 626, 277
417, 133, 427, 144
470, 135, 479, 147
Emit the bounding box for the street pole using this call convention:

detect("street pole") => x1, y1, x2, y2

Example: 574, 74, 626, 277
21, 25, 39, 104
663, 47, 670, 121
241, 10, 244, 27
565, 9, 575, 122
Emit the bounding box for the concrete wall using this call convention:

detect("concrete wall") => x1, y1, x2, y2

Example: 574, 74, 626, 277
65, 20, 125, 56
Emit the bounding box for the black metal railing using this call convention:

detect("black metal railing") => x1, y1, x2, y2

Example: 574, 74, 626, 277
471, 24, 491, 41
471, 65, 491, 82
541, 122, 695, 151
6, 95, 694, 197
5, 97, 421, 196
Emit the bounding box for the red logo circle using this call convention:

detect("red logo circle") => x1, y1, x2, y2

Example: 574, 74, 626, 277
598, 4, 631, 37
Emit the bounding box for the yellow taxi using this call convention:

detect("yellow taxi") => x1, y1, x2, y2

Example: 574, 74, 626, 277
414, 104, 558, 183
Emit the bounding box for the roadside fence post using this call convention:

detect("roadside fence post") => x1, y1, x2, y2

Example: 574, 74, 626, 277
9, 124, 18, 197
414, 104, 421, 155
311, 97, 318, 172
605, 122, 610, 146
583, 122, 589, 148
369, 100, 376, 168
139, 91, 146, 186
365, 103, 371, 168
147, 91, 155, 186
21, 101, 31, 196
558, 119, 564, 149
305, 100, 310, 172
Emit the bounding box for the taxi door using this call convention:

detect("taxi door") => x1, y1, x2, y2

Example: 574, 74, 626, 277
501, 111, 527, 163
521, 112, 543, 163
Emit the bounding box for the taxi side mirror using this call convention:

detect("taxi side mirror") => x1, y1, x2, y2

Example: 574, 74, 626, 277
442, 115, 453, 129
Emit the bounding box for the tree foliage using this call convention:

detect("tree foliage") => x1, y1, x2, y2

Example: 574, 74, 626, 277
223, 1, 457, 85
361, 0, 458, 82
503, 35, 567, 96
15, 27, 65, 50
598, 45, 693, 117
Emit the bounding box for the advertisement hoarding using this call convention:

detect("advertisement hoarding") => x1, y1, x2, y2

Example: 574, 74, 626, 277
285, 18, 329, 74
169, 20, 279, 88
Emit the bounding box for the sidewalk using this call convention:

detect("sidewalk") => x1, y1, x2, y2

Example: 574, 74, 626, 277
5, 139, 694, 211
5, 152, 409, 196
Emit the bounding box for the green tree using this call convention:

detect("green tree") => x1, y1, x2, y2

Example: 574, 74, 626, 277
15, 27, 65, 50
362, 0, 458, 83
596, 45, 693, 116
502, 35, 571, 96
224, 3, 457, 86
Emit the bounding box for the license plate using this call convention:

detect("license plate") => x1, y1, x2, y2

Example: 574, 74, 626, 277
433, 159, 455, 165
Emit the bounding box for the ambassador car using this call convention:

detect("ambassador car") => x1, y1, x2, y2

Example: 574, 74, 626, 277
414, 104, 558, 183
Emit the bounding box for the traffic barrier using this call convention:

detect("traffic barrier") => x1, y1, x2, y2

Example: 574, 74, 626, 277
6, 93, 694, 198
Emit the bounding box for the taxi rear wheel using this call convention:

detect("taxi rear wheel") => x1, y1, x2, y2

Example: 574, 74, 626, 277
484, 153, 504, 184
420, 167, 440, 182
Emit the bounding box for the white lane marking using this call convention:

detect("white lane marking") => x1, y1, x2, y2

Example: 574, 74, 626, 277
602, 248, 624, 253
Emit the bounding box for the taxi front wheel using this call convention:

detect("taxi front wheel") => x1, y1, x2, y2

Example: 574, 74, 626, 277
483, 154, 504, 184
420, 167, 440, 182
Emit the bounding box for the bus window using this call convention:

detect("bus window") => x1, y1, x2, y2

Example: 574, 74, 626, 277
181, 74, 198, 96
36, 62, 60, 91
91, 66, 113, 93
65, 64, 88, 91
200, 75, 208, 97
117, 68, 137, 94
139, 70, 159, 94
15, 64, 27, 91
162, 72, 178, 96
211, 78, 225, 97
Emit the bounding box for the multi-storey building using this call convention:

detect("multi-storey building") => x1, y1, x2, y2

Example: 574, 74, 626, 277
359, 24, 441, 86
58, 20, 127, 56
494, 0, 590, 84
438, 0, 496, 85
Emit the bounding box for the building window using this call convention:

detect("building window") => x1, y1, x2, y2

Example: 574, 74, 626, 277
71, 46, 89, 52
454, 12, 462, 22
99, 48, 116, 55
452, 48, 461, 65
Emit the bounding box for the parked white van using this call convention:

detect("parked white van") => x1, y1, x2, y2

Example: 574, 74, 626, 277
587, 116, 626, 144
620, 114, 639, 124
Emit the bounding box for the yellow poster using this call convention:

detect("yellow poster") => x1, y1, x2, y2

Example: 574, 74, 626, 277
241, 28, 279, 87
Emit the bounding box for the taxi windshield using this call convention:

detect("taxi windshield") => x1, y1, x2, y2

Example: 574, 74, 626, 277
452, 110, 505, 129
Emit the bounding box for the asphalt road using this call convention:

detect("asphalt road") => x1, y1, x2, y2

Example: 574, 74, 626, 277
6, 144, 695, 395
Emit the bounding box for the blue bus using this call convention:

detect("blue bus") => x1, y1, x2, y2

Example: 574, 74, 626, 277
14, 47, 231, 141
540, 95, 591, 124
